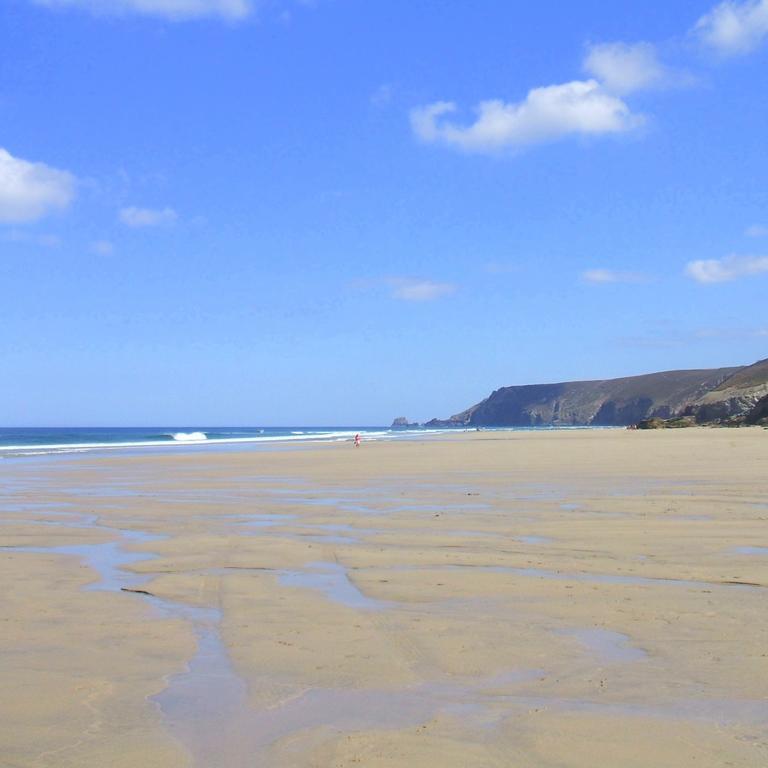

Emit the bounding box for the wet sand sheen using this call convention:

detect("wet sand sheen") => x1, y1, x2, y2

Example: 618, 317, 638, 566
1, 428, 768, 767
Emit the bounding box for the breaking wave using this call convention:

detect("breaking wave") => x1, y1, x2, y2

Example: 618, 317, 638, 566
169, 432, 208, 442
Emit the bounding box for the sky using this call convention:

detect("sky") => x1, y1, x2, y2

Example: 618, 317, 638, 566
1, 0, 767, 425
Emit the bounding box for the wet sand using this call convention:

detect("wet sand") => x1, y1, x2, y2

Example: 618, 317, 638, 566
1, 428, 767, 766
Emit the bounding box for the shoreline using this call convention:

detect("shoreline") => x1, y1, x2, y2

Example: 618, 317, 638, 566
0, 424, 625, 460
3, 420, 764, 460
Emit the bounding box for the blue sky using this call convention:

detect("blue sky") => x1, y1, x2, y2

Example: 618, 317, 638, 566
1, 0, 767, 425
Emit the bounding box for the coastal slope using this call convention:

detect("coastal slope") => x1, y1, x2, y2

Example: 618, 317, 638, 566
426, 358, 768, 427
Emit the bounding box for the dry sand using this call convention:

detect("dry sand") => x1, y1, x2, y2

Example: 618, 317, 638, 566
1, 428, 767, 766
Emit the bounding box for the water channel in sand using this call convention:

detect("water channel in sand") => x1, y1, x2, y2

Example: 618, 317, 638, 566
4, 464, 766, 766
1, 515, 544, 766
1, 516, 252, 765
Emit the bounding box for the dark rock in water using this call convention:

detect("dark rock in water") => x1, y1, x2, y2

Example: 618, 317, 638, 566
391, 417, 419, 428
425, 357, 768, 428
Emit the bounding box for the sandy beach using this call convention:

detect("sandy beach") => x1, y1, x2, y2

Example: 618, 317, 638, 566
1, 428, 767, 767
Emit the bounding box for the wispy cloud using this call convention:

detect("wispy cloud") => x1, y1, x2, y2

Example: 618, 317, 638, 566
745, 223, 768, 237
484, 261, 519, 275
686, 254, 768, 282
31, 0, 253, 21
616, 334, 688, 349
583, 42, 672, 94
411, 80, 642, 153
388, 278, 456, 301
0, 148, 75, 224
618, 325, 768, 348
2, 229, 61, 247
119, 206, 177, 227
582, 268, 649, 284
370, 84, 394, 108
694, 326, 768, 339
694, 0, 768, 56
90, 239, 115, 255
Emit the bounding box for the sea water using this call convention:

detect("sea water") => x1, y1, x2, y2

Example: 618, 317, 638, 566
0, 425, 440, 458
0, 424, 609, 459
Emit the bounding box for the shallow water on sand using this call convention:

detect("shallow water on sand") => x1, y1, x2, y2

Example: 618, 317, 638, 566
2, 529, 160, 591
278, 561, 389, 610
556, 628, 647, 663
2, 516, 253, 766
157, 664, 544, 766
4, 438, 768, 767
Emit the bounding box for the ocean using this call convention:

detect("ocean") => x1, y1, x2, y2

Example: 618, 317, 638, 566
0, 425, 451, 458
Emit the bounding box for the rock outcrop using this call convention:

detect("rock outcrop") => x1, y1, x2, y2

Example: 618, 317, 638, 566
684, 358, 768, 423
745, 394, 768, 425
390, 417, 420, 428
425, 358, 768, 428
635, 416, 696, 429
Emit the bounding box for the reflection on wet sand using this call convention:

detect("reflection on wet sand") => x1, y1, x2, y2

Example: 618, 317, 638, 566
2, 429, 768, 767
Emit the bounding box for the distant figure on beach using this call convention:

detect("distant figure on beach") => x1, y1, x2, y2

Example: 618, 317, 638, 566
354, 433, 361, 447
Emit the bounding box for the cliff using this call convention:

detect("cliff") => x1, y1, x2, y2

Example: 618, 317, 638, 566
425, 358, 768, 427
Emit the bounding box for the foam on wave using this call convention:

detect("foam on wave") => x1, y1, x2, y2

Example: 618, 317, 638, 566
170, 432, 208, 442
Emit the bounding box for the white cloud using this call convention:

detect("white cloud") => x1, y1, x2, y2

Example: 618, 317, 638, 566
410, 80, 641, 153
694, 0, 768, 55
388, 278, 456, 301
583, 42, 669, 94
90, 239, 114, 255
745, 223, 768, 237
119, 205, 177, 227
0, 148, 76, 223
582, 268, 649, 284
686, 254, 768, 282
32, 0, 252, 21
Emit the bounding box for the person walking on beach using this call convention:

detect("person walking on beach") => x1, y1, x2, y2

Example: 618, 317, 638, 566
354, 433, 361, 447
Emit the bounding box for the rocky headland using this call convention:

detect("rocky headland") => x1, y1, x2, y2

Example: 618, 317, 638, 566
424, 358, 768, 428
